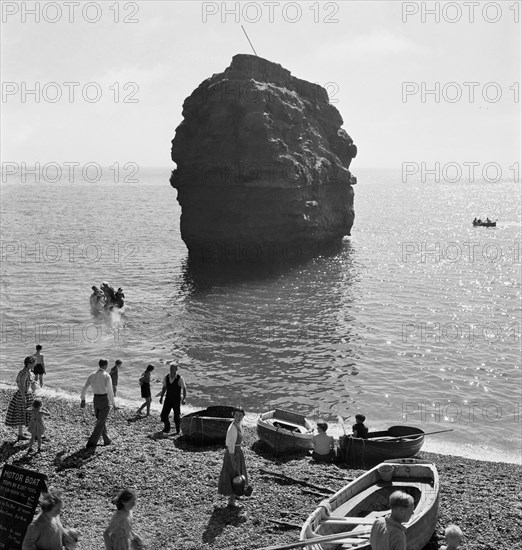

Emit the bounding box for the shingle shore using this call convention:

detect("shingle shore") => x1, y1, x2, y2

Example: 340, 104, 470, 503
1, 388, 520, 549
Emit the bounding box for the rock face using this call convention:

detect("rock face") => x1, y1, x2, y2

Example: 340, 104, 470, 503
170, 54, 357, 263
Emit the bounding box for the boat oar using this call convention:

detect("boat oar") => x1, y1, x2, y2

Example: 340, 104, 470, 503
337, 415, 352, 438
255, 530, 370, 550
337, 415, 348, 436
372, 428, 454, 442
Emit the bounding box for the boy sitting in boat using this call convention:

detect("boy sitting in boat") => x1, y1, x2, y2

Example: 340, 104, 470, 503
440, 524, 463, 550
369, 490, 414, 550
352, 413, 369, 438
311, 422, 336, 462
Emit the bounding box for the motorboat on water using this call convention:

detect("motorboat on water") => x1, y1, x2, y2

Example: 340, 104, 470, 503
473, 218, 496, 227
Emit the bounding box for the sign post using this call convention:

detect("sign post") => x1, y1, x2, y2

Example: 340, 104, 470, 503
0, 464, 47, 550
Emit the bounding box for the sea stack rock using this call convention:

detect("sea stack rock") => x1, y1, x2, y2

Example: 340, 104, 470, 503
170, 54, 357, 263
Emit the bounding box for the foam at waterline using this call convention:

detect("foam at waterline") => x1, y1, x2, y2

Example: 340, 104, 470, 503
0, 382, 258, 423
2, 383, 519, 464
421, 438, 522, 465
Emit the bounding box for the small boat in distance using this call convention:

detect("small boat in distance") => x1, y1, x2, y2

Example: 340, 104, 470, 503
339, 426, 425, 468
300, 458, 439, 550
257, 409, 314, 454
180, 405, 236, 444
473, 218, 496, 227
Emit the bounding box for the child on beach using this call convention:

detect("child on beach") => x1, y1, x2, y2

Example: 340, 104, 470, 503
32, 344, 46, 387
369, 490, 414, 550
137, 364, 154, 416
440, 524, 463, 550
352, 413, 369, 439
103, 489, 144, 550
312, 422, 336, 462
27, 399, 50, 453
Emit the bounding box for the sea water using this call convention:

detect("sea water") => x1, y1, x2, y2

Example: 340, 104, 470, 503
1, 168, 520, 463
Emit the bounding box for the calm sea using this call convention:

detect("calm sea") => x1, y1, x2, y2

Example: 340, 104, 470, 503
1, 168, 520, 463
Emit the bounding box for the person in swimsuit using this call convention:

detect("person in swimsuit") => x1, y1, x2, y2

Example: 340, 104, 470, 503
32, 344, 46, 387
109, 360, 122, 396
137, 364, 154, 416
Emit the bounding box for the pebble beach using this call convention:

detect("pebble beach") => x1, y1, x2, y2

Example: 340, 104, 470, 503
1, 388, 520, 550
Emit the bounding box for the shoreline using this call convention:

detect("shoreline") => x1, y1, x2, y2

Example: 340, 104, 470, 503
1, 389, 521, 550
1, 382, 520, 466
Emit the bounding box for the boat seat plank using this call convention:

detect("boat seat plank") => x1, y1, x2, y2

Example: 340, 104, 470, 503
324, 517, 377, 525
389, 477, 433, 485
330, 480, 429, 521
333, 538, 367, 545
334, 479, 430, 517
270, 420, 309, 434
333, 483, 383, 517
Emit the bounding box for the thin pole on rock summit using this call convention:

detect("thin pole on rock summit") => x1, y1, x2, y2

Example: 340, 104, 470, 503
241, 25, 258, 56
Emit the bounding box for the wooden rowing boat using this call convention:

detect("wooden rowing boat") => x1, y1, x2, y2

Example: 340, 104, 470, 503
257, 409, 314, 454
339, 426, 425, 467
180, 406, 236, 444
473, 221, 496, 227
300, 458, 439, 550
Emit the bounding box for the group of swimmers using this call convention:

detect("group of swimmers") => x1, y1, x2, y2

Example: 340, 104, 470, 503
90, 282, 125, 309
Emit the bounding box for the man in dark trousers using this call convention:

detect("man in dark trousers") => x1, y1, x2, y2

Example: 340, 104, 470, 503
159, 362, 187, 435
80, 358, 115, 448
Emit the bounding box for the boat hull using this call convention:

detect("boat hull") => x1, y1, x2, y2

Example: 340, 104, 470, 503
473, 222, 496, 227
339, 426, 425, 468
257, 409, 313, 454
90, 298, 125, 314
300, 458, 439, 550
180, 406, 236, 444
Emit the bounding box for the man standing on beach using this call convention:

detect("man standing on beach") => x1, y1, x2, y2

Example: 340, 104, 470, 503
80, 358, 115, 448
159, 363, 187, 435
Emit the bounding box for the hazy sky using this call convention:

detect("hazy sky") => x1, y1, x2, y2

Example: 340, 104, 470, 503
1, 1, 520, 170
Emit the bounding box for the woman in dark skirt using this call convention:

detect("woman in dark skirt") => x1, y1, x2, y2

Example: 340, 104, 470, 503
5, 356, 37, 440
137, 364, 154, 416
218, 408, 248, 507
